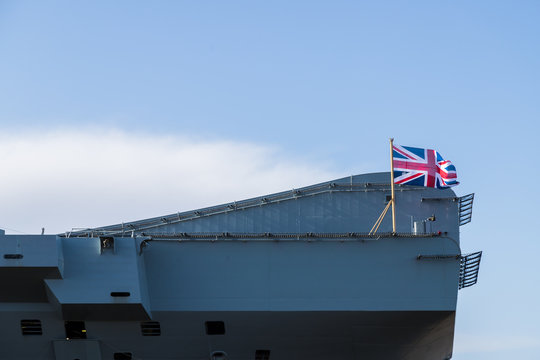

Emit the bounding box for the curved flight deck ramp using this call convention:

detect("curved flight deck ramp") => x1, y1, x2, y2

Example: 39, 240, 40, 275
0, 172, 480, 360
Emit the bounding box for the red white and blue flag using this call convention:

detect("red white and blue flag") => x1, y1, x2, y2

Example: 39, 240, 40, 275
393, 145, 459, 189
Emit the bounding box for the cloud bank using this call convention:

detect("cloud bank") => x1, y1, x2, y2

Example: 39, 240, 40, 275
454, 332, 540, 355
0, 129, 340, 234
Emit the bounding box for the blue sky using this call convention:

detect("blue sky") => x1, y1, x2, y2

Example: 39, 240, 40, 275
1, 1, 540, 358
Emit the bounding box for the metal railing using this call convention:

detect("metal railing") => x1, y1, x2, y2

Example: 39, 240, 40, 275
459, 193, 474, 226
63, 182, 422, 238
459, 251, 482, 289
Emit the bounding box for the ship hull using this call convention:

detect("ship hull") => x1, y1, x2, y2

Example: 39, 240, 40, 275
0, 307, 454, 360
0, 173, 466, 359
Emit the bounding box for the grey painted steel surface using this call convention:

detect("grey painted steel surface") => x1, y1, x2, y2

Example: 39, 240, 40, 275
0, 172, 468, 359
45, 237, 151, 321
142, 239, 459, 312
67, 172, 459, 239
0, 235, 63, 302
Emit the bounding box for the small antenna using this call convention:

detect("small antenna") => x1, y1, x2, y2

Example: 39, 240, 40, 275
41, 227, 45, 235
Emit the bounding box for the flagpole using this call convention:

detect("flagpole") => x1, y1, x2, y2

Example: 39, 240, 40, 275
390, 138, 396, 234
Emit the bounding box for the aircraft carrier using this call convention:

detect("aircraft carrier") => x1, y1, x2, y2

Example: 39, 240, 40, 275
0, 172, 481, 360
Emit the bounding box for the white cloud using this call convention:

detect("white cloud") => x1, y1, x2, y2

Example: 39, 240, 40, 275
454, 333, 540, 354
0, 128, 340, 234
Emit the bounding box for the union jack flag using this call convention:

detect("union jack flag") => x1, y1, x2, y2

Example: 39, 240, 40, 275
393, 145, 459, 189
